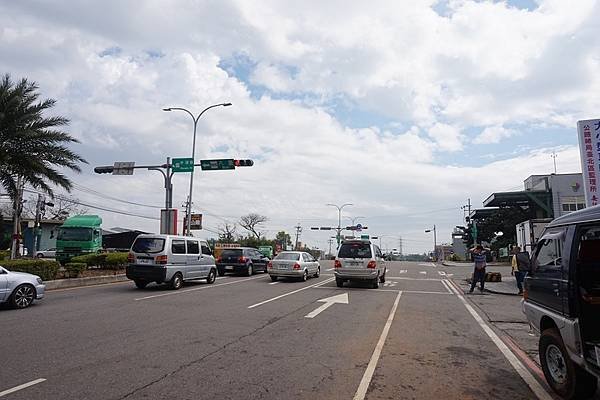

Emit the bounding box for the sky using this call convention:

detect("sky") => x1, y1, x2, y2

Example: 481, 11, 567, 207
1, 0, 598, 253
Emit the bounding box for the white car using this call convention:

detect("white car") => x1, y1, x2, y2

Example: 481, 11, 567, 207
334, 239, 387, 288
0, 266, 46, 309
35, 248, 56, 258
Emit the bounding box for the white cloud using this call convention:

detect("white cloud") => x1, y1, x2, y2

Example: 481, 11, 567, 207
426, 123, 463, 151
473, 126, 518, 144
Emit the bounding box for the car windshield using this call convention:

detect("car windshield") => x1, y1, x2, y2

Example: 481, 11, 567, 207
274, 253, 300, 261
132, 238, 165, 254
57, 227, 92, 241
221, 249, 243, 257
338, 243, 372, 258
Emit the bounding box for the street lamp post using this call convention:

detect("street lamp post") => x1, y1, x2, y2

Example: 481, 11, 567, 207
425, 225, 437, 261
163, 103, 232, 236
327, 203, 353, 246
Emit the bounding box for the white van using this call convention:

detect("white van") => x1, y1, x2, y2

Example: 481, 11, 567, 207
127, 234, 217, 289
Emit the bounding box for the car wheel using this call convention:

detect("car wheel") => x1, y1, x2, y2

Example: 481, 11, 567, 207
206, 269, 216, 284
336, 278, 344, 288
270, 275, 278, 282
170, 273, 183, 290
301, 270, 308, 282
372, 276, 379, 289
36, 253, 44, 259
10, 284, 36, 309
134, 280, 148, 289
217, 269, 225, 277
314, 266, 320, 278
246, 264, 253, 276
539, 328, 597, 399
379, 270, 386, 283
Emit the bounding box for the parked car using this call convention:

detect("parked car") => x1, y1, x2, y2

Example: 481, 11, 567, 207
334, 239, 386, 288
522, 205, 600, 399
0, 266, 46, 309
35, 248, 56, 258
127, 234, 217, 289
267, 251, 320, 282
216, 247, 269, 276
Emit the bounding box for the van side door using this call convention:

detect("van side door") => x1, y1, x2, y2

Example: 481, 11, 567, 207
186, 239, 202, 279
200, 242, 214, 277
170, 239, 189, 278
529, 228, 566, 315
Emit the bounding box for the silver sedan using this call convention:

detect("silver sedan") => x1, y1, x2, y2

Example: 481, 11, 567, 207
267, 251, 320, 282
0, 266, 46, 309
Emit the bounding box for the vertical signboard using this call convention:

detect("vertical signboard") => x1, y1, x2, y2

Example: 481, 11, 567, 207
577, 119, 600, 207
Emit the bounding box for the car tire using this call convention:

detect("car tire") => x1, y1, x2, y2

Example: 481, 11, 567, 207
170, 273, 183, 290
301, 270, 308, 282
372, 276, 379, 289
134, 280, 148, 289
539, 328, 597, 399
314, 266, 320, 278
10, 284, 36, 309
206, 269, 216, 284
270, 275, 278, 282
336, 278, 344, 288
36, 253, 44, 259
246, 264, 253, 276
379, 270, 386, 283
217, 269, 225, 277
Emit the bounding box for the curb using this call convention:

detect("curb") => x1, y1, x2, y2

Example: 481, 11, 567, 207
45, 274, 128, 290
484, 288, 521, 296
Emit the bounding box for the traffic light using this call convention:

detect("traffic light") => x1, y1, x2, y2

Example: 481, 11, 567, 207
234, 159, 254, 167
94, 166, 114, 174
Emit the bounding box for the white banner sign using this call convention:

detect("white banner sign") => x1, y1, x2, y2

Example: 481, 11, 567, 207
577, 119, 600, 207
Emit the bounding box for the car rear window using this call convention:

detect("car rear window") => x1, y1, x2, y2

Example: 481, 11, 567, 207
221, 249, 243, 257
338, 243, 372, 258
132, 238, 165, 254
275, 253, 300, 261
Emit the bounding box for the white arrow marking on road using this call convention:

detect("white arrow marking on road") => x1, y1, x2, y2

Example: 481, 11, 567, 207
419, 271, 427, 275
305, 292, 349, 318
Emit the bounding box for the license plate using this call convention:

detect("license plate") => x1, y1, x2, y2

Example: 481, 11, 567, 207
225, 266, 234, 271
137, 258, 153, 265
345, 261, 363, 268
278, 266, 287, 270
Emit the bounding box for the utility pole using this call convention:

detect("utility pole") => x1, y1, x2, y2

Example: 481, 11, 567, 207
294, 223, 302, 250
425, 225, 437, 261
551, 151, 558, 174
461, 198, 471, 224
10, 176, 24, 259
399, 236, 403, 256
327, 238, 334, 257
327, 203, 353, 246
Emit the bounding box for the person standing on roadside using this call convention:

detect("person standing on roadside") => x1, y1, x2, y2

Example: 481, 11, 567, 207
469, 245, 487, 293
511, 245, 530, 295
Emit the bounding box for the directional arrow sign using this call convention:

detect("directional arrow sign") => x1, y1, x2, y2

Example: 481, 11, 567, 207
305, 292, 348, 318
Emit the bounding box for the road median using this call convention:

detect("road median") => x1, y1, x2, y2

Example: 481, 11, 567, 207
45, 274, 128, 290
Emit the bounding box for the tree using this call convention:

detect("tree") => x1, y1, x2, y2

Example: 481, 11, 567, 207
0, 74, 86, 257
218, 222, 237, 242
473, 206, 533, 251
275, 231, 292, 247
21, 195, 88, 220
239, 213, 268, 239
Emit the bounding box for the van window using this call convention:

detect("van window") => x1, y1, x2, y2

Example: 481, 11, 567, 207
172, 240, 186, 254
577, 225, 600, 263
535, 238, 562, 271
187, 240, 200, 254
132, 237, 165, 254
201, 245, 212, 256
338, 243, 372, 258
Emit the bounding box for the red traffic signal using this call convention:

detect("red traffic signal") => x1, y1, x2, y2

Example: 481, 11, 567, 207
234, 159, 254, 167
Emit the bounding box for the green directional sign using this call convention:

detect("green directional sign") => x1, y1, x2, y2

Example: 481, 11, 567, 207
200, 159, 235, 171
360, 234, 370, 240
172, 157, 194, 173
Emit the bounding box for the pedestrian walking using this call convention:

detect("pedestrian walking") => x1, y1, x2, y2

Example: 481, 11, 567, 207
469, 244, 487, 293
511, 246, 530, 295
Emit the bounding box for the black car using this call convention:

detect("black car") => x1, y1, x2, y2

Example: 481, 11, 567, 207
216, 247, 269, 276
523, 205, 600, 399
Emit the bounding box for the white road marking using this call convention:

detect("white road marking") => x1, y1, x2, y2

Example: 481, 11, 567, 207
440, 279, 453, 294
445, 279, 552, 400
326, 268, 335, 271
0, 379, 46, 397
353, 291, 402, 400
305, 292, 349, 318
269, 281, 279, 285
385, 277, 442, 281
399, 269, 407, 274
248, 278, 335, 309
312, 286, 400, 293
438, 271, 446, 276
135, 275, 263, 301
418, 263, 430, 267
419, 271, 427, 275
383, 281, 397, 287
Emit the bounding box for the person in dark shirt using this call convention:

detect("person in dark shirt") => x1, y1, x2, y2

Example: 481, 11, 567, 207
511, 246, 530, 295
469, 244, 487, 293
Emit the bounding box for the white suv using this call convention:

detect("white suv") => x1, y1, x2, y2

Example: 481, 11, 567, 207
334, 239, 386, 288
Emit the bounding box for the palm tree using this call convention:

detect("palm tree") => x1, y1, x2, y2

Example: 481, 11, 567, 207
0, 73, 86, 199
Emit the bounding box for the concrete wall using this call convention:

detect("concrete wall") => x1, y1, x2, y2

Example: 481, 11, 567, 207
548, 173, 585, 217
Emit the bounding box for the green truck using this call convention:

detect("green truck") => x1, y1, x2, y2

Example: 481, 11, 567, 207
56, 215, 103, 264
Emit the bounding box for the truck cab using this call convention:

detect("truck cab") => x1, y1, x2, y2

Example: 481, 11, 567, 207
56, 215, 103, 264
522, 205, 600, 399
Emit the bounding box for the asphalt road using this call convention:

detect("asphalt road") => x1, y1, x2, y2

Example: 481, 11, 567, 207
0, 261, 549, 399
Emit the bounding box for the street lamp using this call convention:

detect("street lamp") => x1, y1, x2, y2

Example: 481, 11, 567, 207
425, 225, 437, 262
327, 203, 353, 245
163, 102, 232, 235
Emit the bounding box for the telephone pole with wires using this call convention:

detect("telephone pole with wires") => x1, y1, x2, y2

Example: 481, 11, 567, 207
551, 151, 558, 174
294, 223, 302, 250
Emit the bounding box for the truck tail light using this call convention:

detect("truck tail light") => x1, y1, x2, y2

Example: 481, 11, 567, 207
334, 260, 342, 269
127, 252, 134, 263
367, 261, 377, 269
293, 263, 301, 270
268, 261, 273, 269
156, 255, 168, 265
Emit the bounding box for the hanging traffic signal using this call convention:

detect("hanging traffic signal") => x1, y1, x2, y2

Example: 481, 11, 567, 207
234, 159, 254, 167
94, 166, 114, 174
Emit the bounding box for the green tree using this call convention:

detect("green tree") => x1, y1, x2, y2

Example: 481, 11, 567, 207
0, 74, 86, 199
473, 207, 532, 250
275, 231, 291, 247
